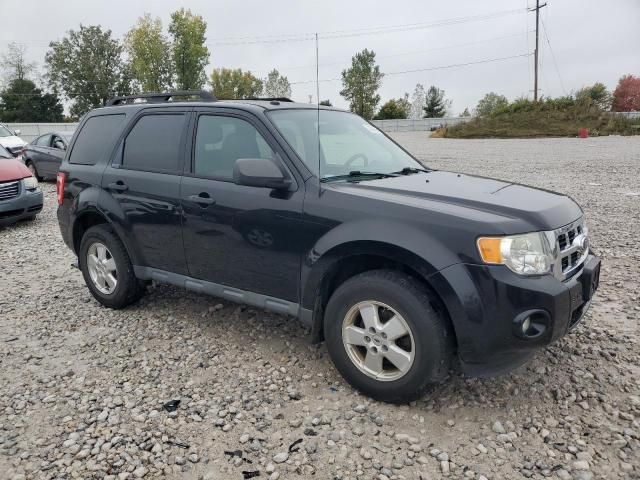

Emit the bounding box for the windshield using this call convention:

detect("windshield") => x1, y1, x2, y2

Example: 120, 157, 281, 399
0, 124, 14, 138
268, 109, 422, 180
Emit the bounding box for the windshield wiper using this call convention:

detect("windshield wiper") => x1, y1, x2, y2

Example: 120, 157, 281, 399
321, 170, 399, 183
390, 167, 431, 175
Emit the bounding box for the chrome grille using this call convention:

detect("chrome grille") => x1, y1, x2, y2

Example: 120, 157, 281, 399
0, 180, 20, 201
552, 218, 588, 281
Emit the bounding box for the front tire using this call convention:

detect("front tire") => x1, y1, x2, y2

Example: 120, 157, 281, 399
78, 224, 145, 309
25, 161, 41, 181
324, 270, 453, 403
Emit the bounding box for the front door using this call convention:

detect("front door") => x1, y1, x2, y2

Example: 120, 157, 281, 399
101, 109, 191, 275
180, 110, 305, 302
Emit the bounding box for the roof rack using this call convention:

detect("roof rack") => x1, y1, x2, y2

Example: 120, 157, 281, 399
105, 90, 216, 106
245, 97, 293, 103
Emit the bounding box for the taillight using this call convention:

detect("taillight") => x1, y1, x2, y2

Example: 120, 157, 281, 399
56, 172, 66, 206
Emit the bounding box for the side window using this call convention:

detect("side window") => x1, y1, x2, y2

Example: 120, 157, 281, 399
36, 134, 52, 146
122, 114, 186, 173
194, 115, 275, 180
70, 114, 126, 165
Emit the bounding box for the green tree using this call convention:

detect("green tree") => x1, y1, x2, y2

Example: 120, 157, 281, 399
210, 68, 263, 99
1, 42, 37, 82
263, 69, 291, 98
169, 9, 210, 90
575, 82, 612, 111
460, 107, 471, 117
375, 94, 410, 120
125, 14, 173, 92
423, 86, 450, 118
319, 99, 332, 106
0, 79, 63, 122
45, 25, 133, 118
340, 49, 383, 120
475, 92, 508, 117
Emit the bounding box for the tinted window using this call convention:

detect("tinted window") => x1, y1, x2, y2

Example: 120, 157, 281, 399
194, 115, 275, 179
35, 134, 52, 146
70, 114, 126, 165
123, 114, 185, 173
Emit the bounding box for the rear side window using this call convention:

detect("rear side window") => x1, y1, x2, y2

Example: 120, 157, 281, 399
123, 114, 185, 173
35, 134, 52, 146
69, 114, 125, 165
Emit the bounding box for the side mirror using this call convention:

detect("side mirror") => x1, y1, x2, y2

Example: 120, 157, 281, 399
233, 158, 291, 190
14, 129, 21, 136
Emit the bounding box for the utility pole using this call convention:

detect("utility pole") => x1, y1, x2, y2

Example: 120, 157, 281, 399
531, 0, 547, 101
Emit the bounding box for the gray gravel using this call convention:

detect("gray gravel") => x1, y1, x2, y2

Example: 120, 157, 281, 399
1, 135, 638, 479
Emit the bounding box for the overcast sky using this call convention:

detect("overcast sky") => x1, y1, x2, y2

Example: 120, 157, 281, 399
1, 0, 638, 114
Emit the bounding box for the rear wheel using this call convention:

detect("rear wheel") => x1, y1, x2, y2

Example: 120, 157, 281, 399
79, 224, 145, 309
324, 269, 453, 403
25, 161, 41, 181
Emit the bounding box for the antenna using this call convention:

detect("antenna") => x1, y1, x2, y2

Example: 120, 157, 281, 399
316, 33, 321, 194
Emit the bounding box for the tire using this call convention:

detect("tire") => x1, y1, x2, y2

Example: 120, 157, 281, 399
25, 161, 41, 181
78, 224, 145, 309
324, 269, 453, 403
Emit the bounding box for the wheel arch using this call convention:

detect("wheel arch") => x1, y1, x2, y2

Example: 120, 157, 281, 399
72, 207, 141, 266
302, 240, 456, 347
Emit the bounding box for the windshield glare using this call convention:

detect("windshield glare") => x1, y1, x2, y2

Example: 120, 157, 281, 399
268, 109, 421, 179
0, 125, 14, 138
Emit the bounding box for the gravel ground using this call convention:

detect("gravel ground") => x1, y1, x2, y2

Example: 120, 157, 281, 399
0, 135, 638, 480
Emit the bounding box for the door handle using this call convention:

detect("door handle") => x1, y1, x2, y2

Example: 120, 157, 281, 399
108, 181, 129, 192
187, 193, 215, 206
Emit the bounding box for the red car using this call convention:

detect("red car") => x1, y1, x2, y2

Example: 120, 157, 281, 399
0, 144, 43, 226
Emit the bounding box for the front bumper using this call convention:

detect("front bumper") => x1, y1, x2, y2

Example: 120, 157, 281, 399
430, 253, 601, 377
0, 183, 43, 226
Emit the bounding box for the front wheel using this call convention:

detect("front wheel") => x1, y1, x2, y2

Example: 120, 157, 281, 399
324, 270, 453, 403
25, 161, 41, 181
78, 224, 145, 309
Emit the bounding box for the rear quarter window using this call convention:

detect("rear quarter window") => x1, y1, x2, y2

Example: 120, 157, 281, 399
69, 114, 126, 165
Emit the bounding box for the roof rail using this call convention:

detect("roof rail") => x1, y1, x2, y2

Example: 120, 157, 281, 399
105, 90, 216, 106
245, 97, 293, 103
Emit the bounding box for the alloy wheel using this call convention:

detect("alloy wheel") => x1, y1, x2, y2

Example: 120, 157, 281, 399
86, 242, 118, 295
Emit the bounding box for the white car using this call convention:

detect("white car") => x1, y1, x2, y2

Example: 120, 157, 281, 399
0, 124, 27, 159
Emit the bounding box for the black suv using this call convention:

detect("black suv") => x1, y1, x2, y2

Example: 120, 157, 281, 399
57, 91, 600, 402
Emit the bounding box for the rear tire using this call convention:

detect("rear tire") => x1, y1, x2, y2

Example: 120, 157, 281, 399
324, 269, 453, 403
25, 161, 41, 181
79, 224, 145, 309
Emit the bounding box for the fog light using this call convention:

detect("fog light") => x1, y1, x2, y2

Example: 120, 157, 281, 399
522, 316, 531, 334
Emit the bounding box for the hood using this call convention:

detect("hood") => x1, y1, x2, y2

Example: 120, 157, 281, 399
329, 171, 583, 232
0, 135, 27, 150
0, 158, 31, 182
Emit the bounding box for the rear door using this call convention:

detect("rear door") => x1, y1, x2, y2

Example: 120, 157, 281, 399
46, 134, 67, 174
30, 134, 51, 175
180, 108, 306, 302
101, 108, 191, 275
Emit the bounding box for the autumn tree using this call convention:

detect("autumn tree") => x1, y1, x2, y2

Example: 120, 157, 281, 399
612, 75, 640, 112
210, 68, 263, 99
423, 85, 450, 118
475, 92, 508, 117
45, 25, 133, 118
169, 9, 210, 90
0, 79, 63, 122
1, 42, 37, 83
375, 94, 410, 120
263, 69, 291, 98
126, 14, 173, 92
340, 49, 383, 120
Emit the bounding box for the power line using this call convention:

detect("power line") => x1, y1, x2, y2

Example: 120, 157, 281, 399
207, 8, 528, 46
541, 18, 566, 95
290, 53, 532, 85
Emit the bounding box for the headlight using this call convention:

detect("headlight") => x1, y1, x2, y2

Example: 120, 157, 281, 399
477, 231, 555, 275
23, 176, 39, 191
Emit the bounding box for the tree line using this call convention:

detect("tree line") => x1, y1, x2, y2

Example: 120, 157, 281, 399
0, 11, 638, 122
